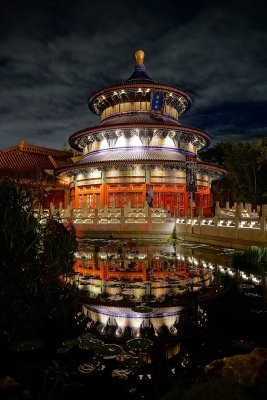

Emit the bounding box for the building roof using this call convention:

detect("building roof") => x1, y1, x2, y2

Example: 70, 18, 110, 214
0, 139, 72, 179
68, 123, 211, 152
88, 50, 192, 115
56, 147, 227, 180
78, 147, 186, 164
2, 139, 72, 158
125, 63, 156, 84
125, 50, 156, 83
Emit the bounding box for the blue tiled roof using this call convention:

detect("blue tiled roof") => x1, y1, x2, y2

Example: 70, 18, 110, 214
125, 64, 156, 84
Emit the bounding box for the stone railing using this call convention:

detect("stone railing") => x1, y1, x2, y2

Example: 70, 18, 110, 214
176, 203, 267, 244
39, 203, 174, 234
38, 202, 267, 244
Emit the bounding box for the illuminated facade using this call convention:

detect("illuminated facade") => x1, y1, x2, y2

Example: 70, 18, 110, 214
57, 50, 226, 216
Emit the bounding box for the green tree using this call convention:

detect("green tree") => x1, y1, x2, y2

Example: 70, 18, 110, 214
0, 178, 41, 268
0, 178, 42, 333
42, 213, 78, 279
201, 136, 267, 206
0, 178, 78, 337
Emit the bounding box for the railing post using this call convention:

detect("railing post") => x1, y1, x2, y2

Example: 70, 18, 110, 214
260, 205, 267, 232
121, 207, 125, 230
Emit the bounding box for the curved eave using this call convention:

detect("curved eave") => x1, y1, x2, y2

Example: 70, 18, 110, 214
57, 159, 184, 174
69, 123, 211, 151
88, 82, 192, 114
56, 158, 226, 178
197, 162, 227, 180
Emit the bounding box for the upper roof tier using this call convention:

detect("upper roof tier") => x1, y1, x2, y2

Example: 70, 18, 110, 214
125, 50, 156, 84
88, 50, 192, 120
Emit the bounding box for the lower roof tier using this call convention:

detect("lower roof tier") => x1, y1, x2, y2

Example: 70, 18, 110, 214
80, 147, 186, 163
56, 148, 226, 181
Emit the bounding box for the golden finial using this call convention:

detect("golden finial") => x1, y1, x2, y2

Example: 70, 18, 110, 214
135, 49, 145, 65
19, 139, 27, 149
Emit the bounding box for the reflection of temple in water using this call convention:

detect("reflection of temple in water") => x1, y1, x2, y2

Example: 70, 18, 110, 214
74, 243, 212, 287
72, 239, 231, 348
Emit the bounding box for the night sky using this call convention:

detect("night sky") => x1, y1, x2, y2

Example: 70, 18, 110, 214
1, 0, 267, 150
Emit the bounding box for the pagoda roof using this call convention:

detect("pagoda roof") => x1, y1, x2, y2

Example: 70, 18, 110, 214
2, 139, 72, 159
88, 50, 192, 114
56, 148, 227, 180
69, 123, 211, 151
78, 147, 186, 164
125, 50, 156, 83
125, 63, 156, 84
0, 139, 72, 179
57, 146, 195, 172
88, 82, 192, 115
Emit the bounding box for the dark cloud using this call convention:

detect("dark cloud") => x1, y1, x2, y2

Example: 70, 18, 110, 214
0, 0, 267, 150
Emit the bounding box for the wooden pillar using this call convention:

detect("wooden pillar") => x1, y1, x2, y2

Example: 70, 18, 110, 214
100, 183, 106, 208
100, 169, 106, 208
74, 185, 79, 208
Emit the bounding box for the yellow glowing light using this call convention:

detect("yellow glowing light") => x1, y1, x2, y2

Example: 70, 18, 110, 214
135, 49, 145, 64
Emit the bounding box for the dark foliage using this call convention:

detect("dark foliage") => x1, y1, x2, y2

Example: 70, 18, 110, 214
200, 136, 267, 206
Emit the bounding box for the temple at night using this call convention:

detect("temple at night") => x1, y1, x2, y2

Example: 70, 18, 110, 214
2, 51, 266, 246
1, 42, 266, 399
56, 50, 226, 217
1, 50, 267, 368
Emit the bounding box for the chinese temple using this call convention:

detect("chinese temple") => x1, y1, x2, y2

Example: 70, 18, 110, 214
57, 50, 226, 216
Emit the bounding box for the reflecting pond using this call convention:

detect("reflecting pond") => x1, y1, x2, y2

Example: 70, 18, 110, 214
72, 238, 267, 374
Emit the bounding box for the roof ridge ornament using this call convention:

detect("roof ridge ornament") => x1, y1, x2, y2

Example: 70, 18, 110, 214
19, 138, 27, 150
135, 50, 145, 65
